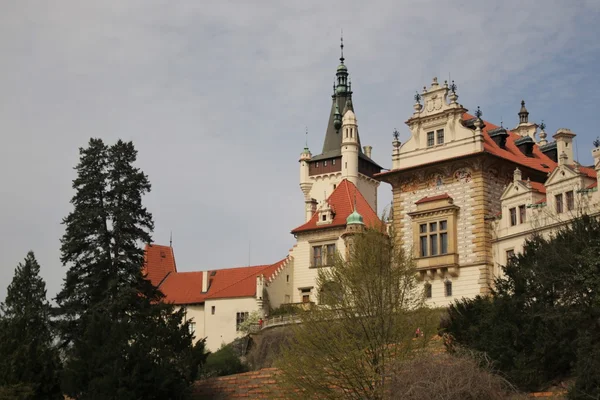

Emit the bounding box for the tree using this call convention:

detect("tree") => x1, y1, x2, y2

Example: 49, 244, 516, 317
0, 252, 62, 399
276, 227, 437, 400
55, 138, 198, 399
444, 215, 600, 397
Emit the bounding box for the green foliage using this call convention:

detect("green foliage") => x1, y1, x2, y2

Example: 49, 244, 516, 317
0, 252, 62, 400
55, 138, 200, 399
276, 227, 436, 400
445, 215, 600, 396
237, 310, 261, 334
202, 344, 248, 378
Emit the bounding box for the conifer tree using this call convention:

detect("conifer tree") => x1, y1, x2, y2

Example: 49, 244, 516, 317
0, 251, 62, 399
56, 138, 199, 399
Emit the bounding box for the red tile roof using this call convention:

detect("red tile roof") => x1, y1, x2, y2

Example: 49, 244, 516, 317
205, 258, 288, 300
159, 271, 206, 304
143, 247, 289, 304
523, 181, 546, 194
291, 179, 381, 234
143, 244, 177, 287
476, 114, 556, 174
415, 193, 452, 204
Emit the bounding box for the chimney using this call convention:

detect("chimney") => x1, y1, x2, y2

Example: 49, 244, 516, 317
553, 128, 576, 165
202, 270, 208, 293
513, 167, 522, 183
363, 145, 372, 159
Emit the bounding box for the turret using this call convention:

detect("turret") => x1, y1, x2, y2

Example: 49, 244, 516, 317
299, 145, 314, 222
341, 108, 359, 185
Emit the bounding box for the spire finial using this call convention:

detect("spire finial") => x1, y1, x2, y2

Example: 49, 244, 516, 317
169, 231, 173, 247
540, 120, 546, 131
475, 106, 482, 118
393, 129, 400, 141
305, 126, 308, 147
340, 30, 344, 64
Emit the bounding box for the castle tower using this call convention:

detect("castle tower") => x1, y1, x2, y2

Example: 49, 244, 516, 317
341, 106, 359, 185
298, 37, 382, 216
341, 207, 365, 258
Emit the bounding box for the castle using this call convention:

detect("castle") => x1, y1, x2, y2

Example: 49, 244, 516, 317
144, 44, 600, 352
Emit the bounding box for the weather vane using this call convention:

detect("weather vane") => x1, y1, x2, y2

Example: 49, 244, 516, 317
540, 120, 546, 131
594, 136, 600, 148
414, 92, 421, 103
475, 106, 482, 119
393, 129, 400, 141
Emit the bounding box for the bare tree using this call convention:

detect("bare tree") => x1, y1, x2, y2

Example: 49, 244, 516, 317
276, 227, 438, 400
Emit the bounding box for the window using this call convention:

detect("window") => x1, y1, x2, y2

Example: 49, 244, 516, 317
301, 288, 311, 303
555, 193, 563, 213
211, 306, 215, 315
519, 205, 526, 224
236, 312, 249, 331
286, 274, 289, 282
436, 129, 445, 145
322, 214, 327, 221
312, 246, 322, 266
509, 208, 517, 226
424, 283, 432, 299
325, 244, 336, 264
566, 190, 574, 211
419, 220, 448, 257
315, 162, 319, 167
445, 280, 453, 297
506, 249, 515, 264
332, 159, 336, 165
427, 131, 435, 147
189, 321, 196, 336
324, 160, 327, 167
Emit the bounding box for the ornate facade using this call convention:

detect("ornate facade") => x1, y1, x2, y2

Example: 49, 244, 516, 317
377, 78, 600, 306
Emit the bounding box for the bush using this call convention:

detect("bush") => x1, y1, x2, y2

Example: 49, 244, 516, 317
390, 350, 524, 400
201, 344, 248, 378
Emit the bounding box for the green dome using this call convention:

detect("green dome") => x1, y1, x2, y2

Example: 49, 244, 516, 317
337, 64, 347, 71
346, 210, 364, 225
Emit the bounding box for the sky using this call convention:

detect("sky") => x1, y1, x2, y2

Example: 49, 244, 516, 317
1, 0, 600, 303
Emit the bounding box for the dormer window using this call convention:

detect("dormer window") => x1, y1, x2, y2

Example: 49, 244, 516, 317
427, 132, 434, 147
427, 129, 445, 147
436, 129, 444, 145
322, 215, 327, 221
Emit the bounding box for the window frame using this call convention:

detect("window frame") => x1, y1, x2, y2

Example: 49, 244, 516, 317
418, 220, 448, 258
426, 131, 435, 147
436, 129, 445, 145
236, 311, 249, 331
509, 207, 517, 226
566, 190, 574, 211
519, 205, 526, 224
424, 282, 432, 299
312, 245, 323, 267
555, 193, 564, 214
444, 280, 453, 297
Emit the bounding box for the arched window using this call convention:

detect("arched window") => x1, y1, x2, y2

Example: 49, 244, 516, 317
445, 280, 453, 297
424, 282, 432, 299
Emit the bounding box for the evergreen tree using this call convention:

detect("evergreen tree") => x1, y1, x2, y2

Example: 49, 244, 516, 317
0, 251, 62, 399
56, 138, 198, 399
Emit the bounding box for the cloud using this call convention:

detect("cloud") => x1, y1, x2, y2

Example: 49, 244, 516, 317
1, 0, 599, 302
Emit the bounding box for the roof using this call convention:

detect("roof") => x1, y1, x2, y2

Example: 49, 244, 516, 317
205, 259, 287, 300
143, 244, 177, 287
415, 193, 452, 204
523, 180, 546, 194
376, 113, 598, 180
291, 179, 381, 234
143, 249, 289, 304
159, 271, 205, 304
